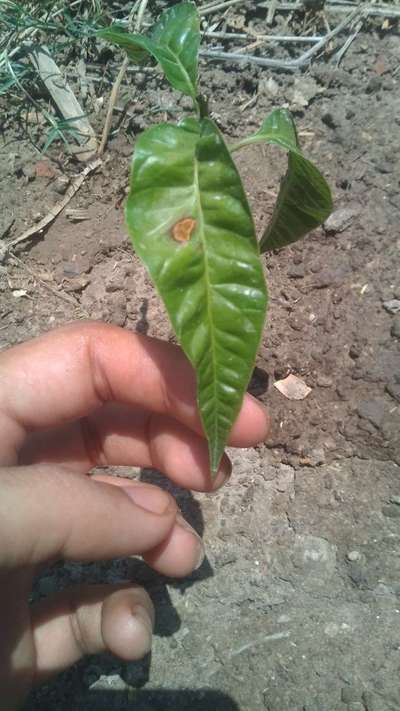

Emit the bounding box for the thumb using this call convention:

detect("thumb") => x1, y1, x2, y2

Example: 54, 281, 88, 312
0, 465, 177, 567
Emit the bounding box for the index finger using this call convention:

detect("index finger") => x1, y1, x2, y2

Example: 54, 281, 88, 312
0, 321, 269, 464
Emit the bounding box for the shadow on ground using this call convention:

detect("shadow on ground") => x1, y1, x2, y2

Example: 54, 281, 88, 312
74, 689, 240, 710
26, 469, 215, 709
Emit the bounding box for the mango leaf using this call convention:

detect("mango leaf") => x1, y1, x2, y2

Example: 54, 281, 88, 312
126, 118, 268, 473
231, 109, 333, 252
98, 2, 200, 99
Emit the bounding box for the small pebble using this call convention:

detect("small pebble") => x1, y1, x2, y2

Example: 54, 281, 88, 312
307, 447, 326, 466
317, 374, 333, 388
288, 264, 305, 279
0, 243, 8, 264
341, 686, 361, 703
314, 271, 335, 288
324, 207, 358, 234
382, 504, 400, 519
22, 163, 36, 181
63, 275, 90, 293
336, 384, 348, 400
105, 275, 125, 292
90, 673, 127, 691
391, 316, 400, 338
347, 550, 361, 562
321, 111, 339, 129
366, 76, 382, 93
53, 176, 69, 195
349, 344, 361, 359
383, 299, 400, 314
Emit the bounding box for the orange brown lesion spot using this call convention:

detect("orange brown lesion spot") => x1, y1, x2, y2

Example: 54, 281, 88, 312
171, 217, 196, 243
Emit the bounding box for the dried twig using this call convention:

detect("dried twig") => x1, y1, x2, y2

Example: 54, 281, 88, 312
198, 48, 282, 69
267, 0, 278, 26
198, 0, 245, 15
234, 38, 267, 54
204, 31, 324, 42
0, 218, 15, 241
322, 13, 332, 35
258, 1, 400, 18
98, 56, 129, 156
65, 62, 157, 88
200, 7, 360, 70
240, 93, 258, 112
334, 17, 363, 65
8, 158, 102, 249
28, 45, 97, 161
98, 0, 148, 156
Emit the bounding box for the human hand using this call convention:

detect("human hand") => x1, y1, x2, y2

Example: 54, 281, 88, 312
0, 322, 269, 708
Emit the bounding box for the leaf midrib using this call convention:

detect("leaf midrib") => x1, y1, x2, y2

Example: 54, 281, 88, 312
231, 135, 300, 154
193, 153, 220, 468
159, 42, 196, 98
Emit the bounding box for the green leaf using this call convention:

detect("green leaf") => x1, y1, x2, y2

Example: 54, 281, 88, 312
150, 1, 200, 98
251, 108, 300, 154
231, 109, 333, 252
261, 151, 332, 253
97, 26, 150, 65
98, 2, 200, 100
126, 118, 268, 473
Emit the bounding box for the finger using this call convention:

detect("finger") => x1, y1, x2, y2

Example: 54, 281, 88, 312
31, 584, 154, 684
0, 321, 269, 465
20, 405, 232, 492
93, 476, 205, 577
143, 513, 205, 576
0, 466, 177, 567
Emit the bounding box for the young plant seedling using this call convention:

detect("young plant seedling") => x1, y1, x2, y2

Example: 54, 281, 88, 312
99, 2, 333, 476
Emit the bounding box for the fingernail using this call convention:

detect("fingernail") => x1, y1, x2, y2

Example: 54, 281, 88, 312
176, 513, 205, 570
121, 485, 173, 515
194, 546, 205, 570
212, 457, 232, 492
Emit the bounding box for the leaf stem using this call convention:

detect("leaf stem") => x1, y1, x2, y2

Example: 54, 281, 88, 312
230, 136, 264, 153
197, 94, 209, 119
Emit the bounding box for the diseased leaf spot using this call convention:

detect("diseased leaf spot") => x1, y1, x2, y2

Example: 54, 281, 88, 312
172, 217, 196, 243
